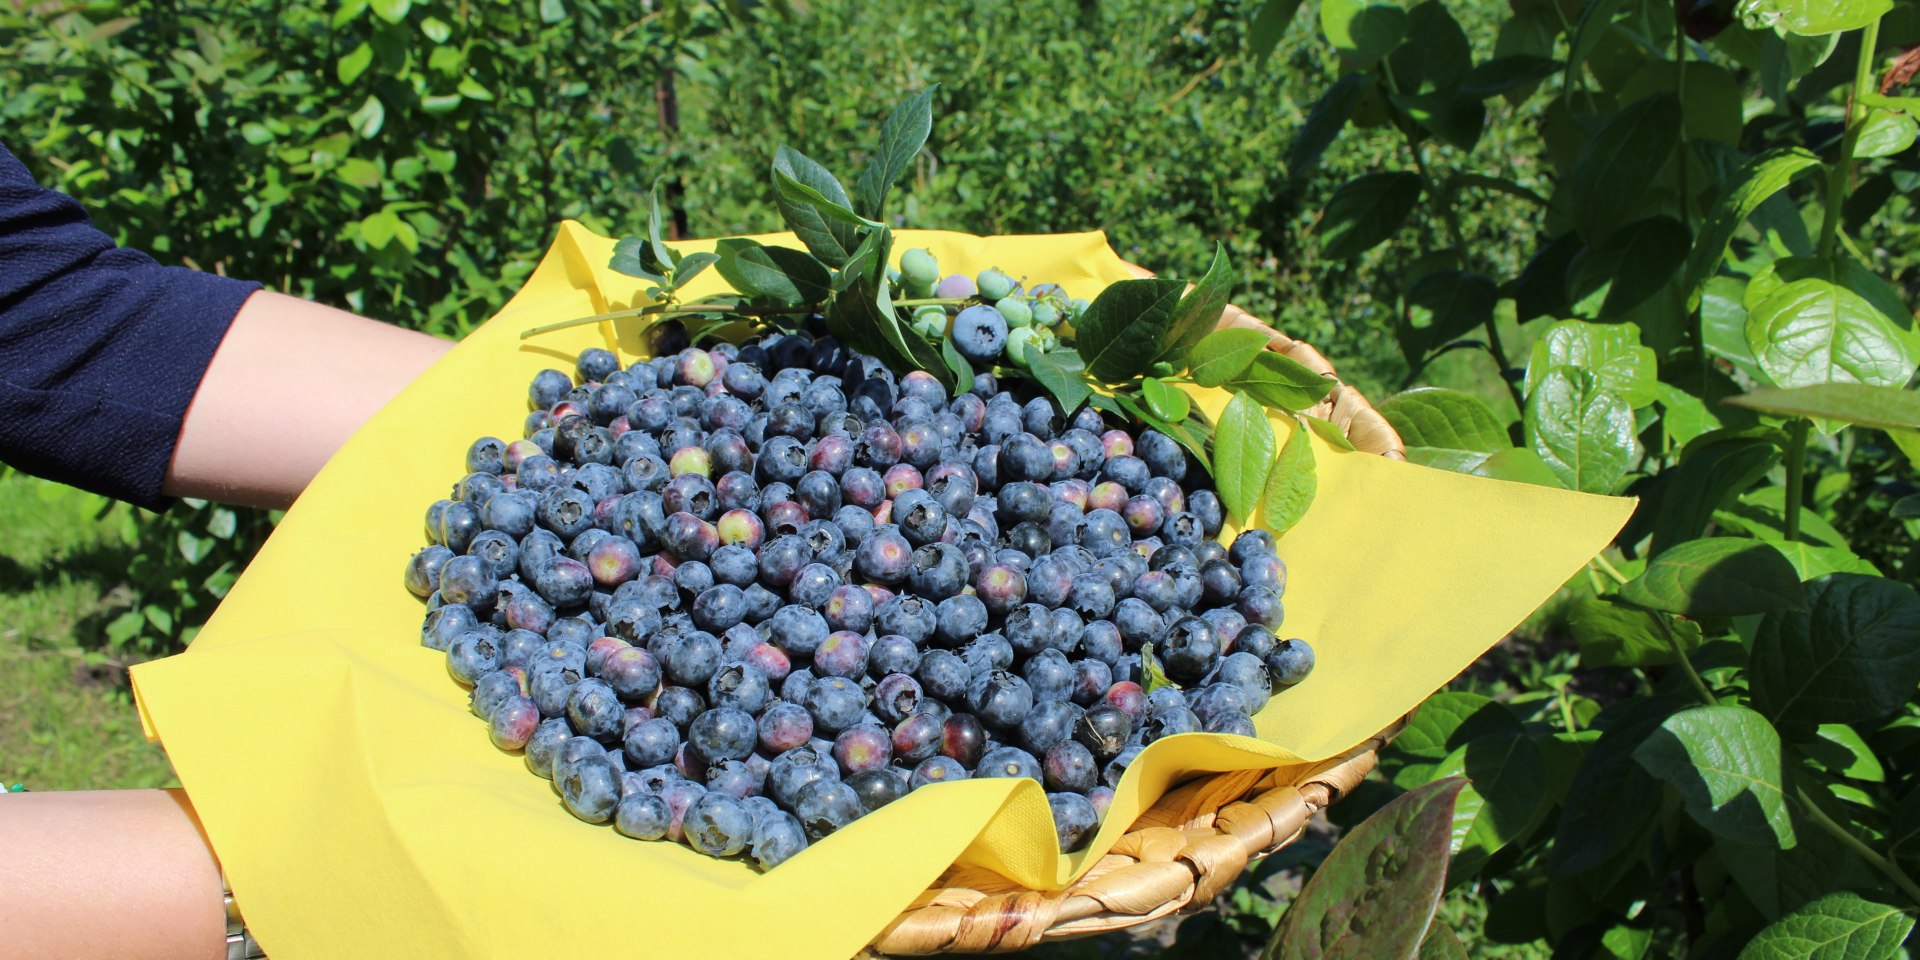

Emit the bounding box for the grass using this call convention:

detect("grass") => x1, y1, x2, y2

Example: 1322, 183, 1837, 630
0, 470, 177, 790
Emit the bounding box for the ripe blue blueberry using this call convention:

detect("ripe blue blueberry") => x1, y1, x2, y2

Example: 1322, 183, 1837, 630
950, 305, 1008, 361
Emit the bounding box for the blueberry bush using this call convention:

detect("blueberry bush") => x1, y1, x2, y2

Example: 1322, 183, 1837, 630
1203, 0, 1920, 955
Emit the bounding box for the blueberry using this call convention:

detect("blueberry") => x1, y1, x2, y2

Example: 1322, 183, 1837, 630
768, 606, 829, 658
447, 632, 503, 686
682, 792, 754, 857
951, 305, 1008, 361
967, 669, 1035, 731
977, 745, 1042, 782
814, 631, 870, 679
788, 561, 840, 608
614, 791, 672, 841
708, 660, 773, 714
877, 595, 938, 645
832, 724, 894, 775
749, 812, 810, 870
759, 534, 816, 588
576, 348, 619, 383
823, 584, 877, 634
1141, 704, 1202, 743
1049, 792, 1100, 852
565, 678, 625, 743
1242, 554, 1288, 594
804, 675, 866, 734
1267, 639, 1316, 687
941, 713, 989, 768
1237, 585, 1285, 629
688, 707, 757, 764
846, 767, 911, 813
758, 701, 815, 754
555, 749, 621, 823
1023, 651, 1077, 704
1019, 698, 1081, 755
794, 779, 863, 839
658, 779, 709, 843
855, 528, 913, 585
487, 695, 541, 751
666, 629, 722, 688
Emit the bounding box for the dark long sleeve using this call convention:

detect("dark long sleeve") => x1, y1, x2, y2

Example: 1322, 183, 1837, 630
0, 143, 261, 509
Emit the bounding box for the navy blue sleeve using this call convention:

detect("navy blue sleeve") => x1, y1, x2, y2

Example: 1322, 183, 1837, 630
0, 143, 262, 510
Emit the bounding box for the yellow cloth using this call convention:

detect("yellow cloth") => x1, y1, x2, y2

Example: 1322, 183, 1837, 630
131, 224, 1633, 959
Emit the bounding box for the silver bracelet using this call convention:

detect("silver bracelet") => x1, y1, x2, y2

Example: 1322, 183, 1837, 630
223, 884, 266, 960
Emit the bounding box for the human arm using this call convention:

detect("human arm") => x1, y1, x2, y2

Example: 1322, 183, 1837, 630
0, 789, 226, 960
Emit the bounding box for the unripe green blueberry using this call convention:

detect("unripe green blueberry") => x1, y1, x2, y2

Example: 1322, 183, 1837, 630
977, 268, 1015, 302
910, 305, 948, 339
1036, 326, 1059, 351
900, 248, 939, 286
1031, 300, 1061, 327
1005, 327, 1044, 367
1067, 297, 1091, 318
996, 297, 1033, 329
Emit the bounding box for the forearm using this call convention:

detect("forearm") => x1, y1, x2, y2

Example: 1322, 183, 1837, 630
0, 789, 224, 960
164, 290, 453, 510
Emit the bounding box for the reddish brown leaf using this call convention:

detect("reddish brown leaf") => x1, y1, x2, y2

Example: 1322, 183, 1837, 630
1880, 45, 1920, 95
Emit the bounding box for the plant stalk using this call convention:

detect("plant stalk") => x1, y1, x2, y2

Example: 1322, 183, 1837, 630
1818, 17, 1883, 259
1659, 615, 1717, 707
1784, 417, 1810, 542
1796, 786, 1920, 909
1591, 552, 1632, 586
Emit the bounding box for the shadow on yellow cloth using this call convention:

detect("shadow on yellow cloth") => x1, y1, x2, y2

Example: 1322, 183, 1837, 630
131, 223, 1633, 960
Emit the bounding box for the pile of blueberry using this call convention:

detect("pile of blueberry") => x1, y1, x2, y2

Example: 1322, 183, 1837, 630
406, 303, 1314, 872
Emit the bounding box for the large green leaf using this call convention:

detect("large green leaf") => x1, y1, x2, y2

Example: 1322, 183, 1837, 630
1733, 0, 1892, 37
1524, 366, 1636, 493
1524, 319, 1659, 408
1403, 270, 1497, 357
1736, 891, 1912, 960
1569, 216, 1689, 320
1619, 536, 1807, 618
1549, 697, 1680, 877
1388, 2, 1471, 93
1647, 436, 1780, 555
1319, 0, 1408, 64
1384, 692, 1524, 790
1229, 352, 1336, 412
1769, 541, 1881, 580
712, 238, 831, 306
1723, 384, 1920, 432
852, 87, 937, 220
1684, 148, 1824, 308
1746, 278, 1916, 389
770, 145, 855, 265
1075, 278, 1186, 381
1854, 108, 1918, 160
1459, 55, 1560, 99
1750, 574, 1920, 726
1431, 734, 1547, 882
1632, 704, 1796, 847
1377, 388, 1511, 454
1265, 778, 1466, 960
1321, 172, 1423, 260
1417, 925, 1469, 960
1159, 244, 1234, 363
1290, 74, 1366, 180
1250, 0, 1308, 60
1027, 349, 1092, 414
1567, 96, 1681, 242
1261, 419, 1316, 533
1214, 392, 1277, 524
1568, 594, 1704, 667
1186, 329, 1271, 388
1513, 232, 1584, 323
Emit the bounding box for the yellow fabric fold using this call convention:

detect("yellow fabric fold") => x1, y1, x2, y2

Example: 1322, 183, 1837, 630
131, 222, 1634, 959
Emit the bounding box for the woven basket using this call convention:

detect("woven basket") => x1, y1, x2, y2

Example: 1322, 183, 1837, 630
864, 303, 1409, 956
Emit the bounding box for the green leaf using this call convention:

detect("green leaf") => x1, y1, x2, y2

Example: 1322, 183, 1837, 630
1749, 574, 1920, 726
1458, 55, 1560, 99
1619, 537, 1807, 618
1746, 278, 1916, 389
1214, 393, 1277, 524
349, 95, 385, 139
1320, 172, 1422, 260
1737, 890, 1911, 960
833, 226, 890, 294
770, 146, 854, 266
1261, 420, 1316, 533
1388, 2, 1471, 93
1027, 349, 1093, 414
1513, 232, 1584, 324
1685, 148, 1825, 308
1418, 925, 1469, 960
1392, 90, 1486, 152
1141, 378, 1189, 422
1230, 352, 1336, 412
1524, 366, 1636, 493
1855, 108, 1918, 159
1075, 279, 1187, 381
370, 0, 410, 23
645, 182, 677, 276
1266, 778, 1465, 960
1185, 329, 1271, 388
1647, 437, 1780, 555
1568, 96, 1681, 242
1723, 383, 1920, 431
537, 0, 564, 22
1249, 0, 1308, 60
1744, 256, 1912, 336
1431, 734, 1547, 882
671, 252, 718, 291
1377, 388, 1510, 454
940, 338, 974, 390
1473, 448, 1564, 486
337, 42, 373, 85
1159, 245, 1233, 363
1318, 0, 1408, 64
1301, 415, 1358, 451
1734, 0, 1892, 36
1569, 595, 1703, 668
713, 239, 830, 306
1289, 74, 1365, 180
1140, 643, 1177, 693
1383, 692, 1523, 790
1770, 541, 1882, 580
1403, 270, 1497, 357
773, 167, 884, 230
1549, 697, 1678, 877
334, 157, 381, 189
1633, 704, 1795, 846
853, 87, 937, 220
1568, 216, 1688, 320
